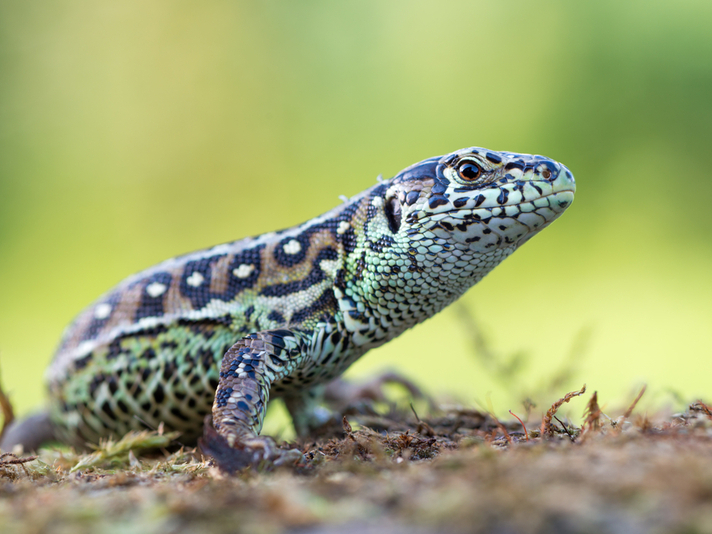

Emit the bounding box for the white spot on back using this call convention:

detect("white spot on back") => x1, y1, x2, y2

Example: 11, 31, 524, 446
371, 196, 384, 208
232, 264, 255, 279
283, 239, 302, 255
337, 221, 350, 235
94, 303, 112, 319
146, 282, 167, 298
186, 271, 204, 287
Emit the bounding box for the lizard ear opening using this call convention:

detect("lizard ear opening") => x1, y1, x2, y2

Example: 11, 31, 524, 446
385, 197, 402, 234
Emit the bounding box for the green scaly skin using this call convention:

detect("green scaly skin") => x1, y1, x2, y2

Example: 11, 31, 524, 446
1, 147, 575, 463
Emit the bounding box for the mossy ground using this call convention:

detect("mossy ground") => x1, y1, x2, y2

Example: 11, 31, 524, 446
2, 385, 712, 534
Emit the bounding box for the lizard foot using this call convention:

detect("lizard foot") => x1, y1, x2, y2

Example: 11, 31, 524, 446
198, 417, 304, 474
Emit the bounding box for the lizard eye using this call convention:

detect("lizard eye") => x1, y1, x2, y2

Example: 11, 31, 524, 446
458, 162, 482, 181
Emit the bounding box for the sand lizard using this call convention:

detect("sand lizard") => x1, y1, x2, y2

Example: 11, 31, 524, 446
1, 147, 575, 464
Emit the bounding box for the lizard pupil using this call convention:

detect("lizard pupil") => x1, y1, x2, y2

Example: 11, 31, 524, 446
458, 162, 482, 181
385, 197, 402, 233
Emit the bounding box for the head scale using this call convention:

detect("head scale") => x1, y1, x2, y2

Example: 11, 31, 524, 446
347, 147, 575, 328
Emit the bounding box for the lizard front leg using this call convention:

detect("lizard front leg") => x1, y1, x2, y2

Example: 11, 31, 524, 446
206, 328, 311, 468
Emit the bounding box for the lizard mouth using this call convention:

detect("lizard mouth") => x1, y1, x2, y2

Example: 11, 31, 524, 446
542, 189, 576, 214
433, 189, 576, 220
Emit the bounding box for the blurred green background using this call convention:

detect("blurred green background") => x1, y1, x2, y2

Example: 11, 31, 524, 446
1, 1, 711, 426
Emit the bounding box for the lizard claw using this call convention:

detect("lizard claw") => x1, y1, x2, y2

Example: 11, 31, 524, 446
243, 436, 304, 467
199, 418, 304, 473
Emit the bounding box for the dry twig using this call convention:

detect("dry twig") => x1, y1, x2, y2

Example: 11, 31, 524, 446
489, 412, 511, 444
0, 452, 37, 478
622, 385, 647, 421
509, 410, 529, 441
583, 391, 602, 432
541, 385, 587, 437
554, 416, 575, 442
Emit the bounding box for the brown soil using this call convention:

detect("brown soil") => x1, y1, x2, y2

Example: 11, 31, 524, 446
2, 386, 712, 534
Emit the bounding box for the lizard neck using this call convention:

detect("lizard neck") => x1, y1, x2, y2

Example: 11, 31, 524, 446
332, 184, 518, 349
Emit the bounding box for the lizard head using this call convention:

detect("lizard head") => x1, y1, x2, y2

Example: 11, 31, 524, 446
362, 147, 576, 295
